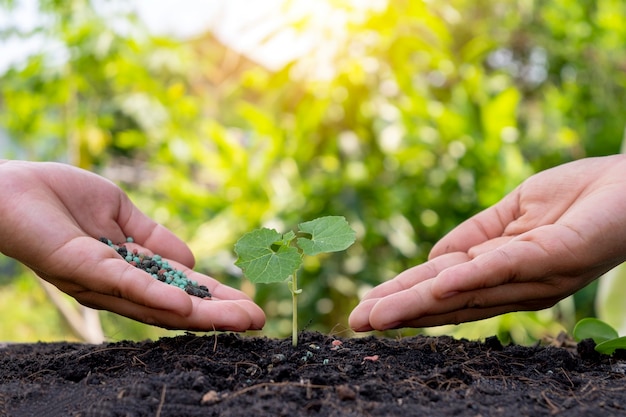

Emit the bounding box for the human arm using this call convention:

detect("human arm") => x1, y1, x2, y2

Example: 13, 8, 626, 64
349, 155, 626, 331
0, 160, 265, 331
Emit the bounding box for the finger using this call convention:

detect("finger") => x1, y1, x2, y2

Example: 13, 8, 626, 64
429, 193, 520, 259
76, 291, 265, 331
384, 303, 540, 328
431, 226, 583, 298
359, 252, 471, 301
57, 246, 263, 328
363, 281, 562, 330
44, 238, 196, 317
90, 247, 253, 312
79, 239, 256, 310
466, 236, 515, 258
116, 198, 195, 268
349, 252, 471, 331
348, 299, 380, 331
94, 257, 196, 316
394, 307, 515, 328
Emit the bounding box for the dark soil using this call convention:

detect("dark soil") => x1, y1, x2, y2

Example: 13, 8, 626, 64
1, 331, 625, 417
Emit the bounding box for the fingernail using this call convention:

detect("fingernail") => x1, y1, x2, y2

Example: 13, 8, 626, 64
381, 321, 402, 330
351, 326, 372, 332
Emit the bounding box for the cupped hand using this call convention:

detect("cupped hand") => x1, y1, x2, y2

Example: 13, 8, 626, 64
350, 155, 626, 331
0, 160, 265, 331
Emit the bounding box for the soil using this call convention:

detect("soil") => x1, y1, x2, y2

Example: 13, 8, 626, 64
1, 331, 625, 417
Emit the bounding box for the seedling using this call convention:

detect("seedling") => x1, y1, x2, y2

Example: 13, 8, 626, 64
573, 318, 626, 355
234, 216, 356, 346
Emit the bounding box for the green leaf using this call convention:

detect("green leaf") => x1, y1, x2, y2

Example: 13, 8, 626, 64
573, 318, 619, 344
595, 336, 626, 355
281, 230, 296, 245
234, 228, 302, 284
296, 216, 356, 256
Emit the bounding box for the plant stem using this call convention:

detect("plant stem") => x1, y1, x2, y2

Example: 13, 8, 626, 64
291, 270, 299, 347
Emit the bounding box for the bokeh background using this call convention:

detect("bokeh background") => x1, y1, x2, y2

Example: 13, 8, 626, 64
1, 0, 625, 344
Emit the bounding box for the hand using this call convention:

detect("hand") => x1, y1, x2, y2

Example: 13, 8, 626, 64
350, 155, 626, 331
0, 160, 265, 331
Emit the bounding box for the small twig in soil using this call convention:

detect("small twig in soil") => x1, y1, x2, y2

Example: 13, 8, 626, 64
212, 323, 218, 353
77, 347, 142, 361
25, 369, 55, 381
131, 355, 148, 369
559, 367, 575, 388
0, 391, 8, 417
233, 361, 261, 376
328, 323, 352, 338
540, 390, 561, 414
201, 381, 330, 405
155, 384, 166, 417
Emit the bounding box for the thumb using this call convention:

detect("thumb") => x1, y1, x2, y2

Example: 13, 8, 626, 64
116, 197, 195, 268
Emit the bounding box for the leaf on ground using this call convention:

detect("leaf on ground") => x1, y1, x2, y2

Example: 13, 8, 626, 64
234, 228, 302, 284
573, 318, 619, 344
595, 336, 626, 355
297, 216, 356, 256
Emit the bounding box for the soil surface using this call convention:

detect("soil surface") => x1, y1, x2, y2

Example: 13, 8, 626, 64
1, 331, 625, 417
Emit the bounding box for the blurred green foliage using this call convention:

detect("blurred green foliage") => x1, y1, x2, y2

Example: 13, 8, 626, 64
1, 0, 624, 343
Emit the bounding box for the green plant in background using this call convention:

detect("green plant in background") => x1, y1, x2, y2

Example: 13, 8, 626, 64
573, 318, 626, 355
234, 216, 356, 346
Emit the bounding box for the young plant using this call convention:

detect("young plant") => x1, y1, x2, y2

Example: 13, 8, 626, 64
573, 318, 626, 355
234, 216, 356, 346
